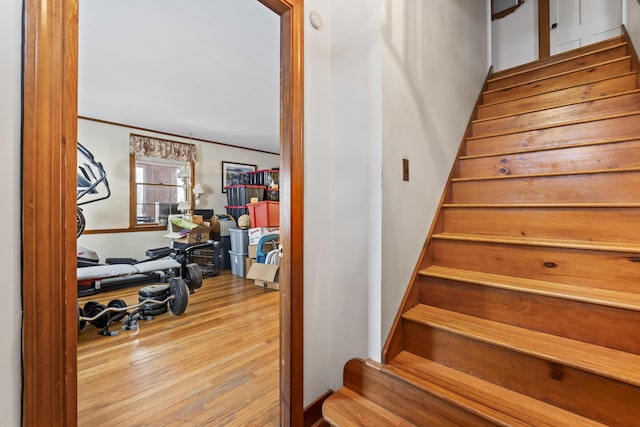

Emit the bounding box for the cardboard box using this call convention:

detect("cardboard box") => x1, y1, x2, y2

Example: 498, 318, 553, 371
246, 263, 279, 290
164, 225, 212, 244
248, 227, 280, 245
245, 257, 254, 277
248, 244, 258, 259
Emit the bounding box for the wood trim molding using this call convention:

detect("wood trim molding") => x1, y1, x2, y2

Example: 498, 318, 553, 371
23, 1, 304, 426
538, 0, 550, 59
79, 116, 280, 156
621, 25, 640, 87
23, 0, 79, 425
303, 391, 333, 427
491, 0, 524, 20
82, 227, 167, 234
129, 154, 137, 228
257, 1, 305, 425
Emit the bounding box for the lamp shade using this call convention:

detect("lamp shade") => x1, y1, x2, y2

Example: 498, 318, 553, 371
193, 183, 204, 195
177, 201, 190, 212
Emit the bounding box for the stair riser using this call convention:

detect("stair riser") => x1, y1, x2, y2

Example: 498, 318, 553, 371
451, 171, 640, 204
342, 359, 496, 426
491, 37, 623, 79
466, 114, 640, 156
419, 277, 640, 353
459, 140, 640, 178
431, 239, 640, 292
472, 92, 640, 137
477, 73, 637, 119
402, 321, 640, 426
442, 207, 640, 244
487, 45, 628, 91
483, 58, 631, 105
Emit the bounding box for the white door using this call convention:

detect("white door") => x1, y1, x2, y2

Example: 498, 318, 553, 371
549, 0, 622, 54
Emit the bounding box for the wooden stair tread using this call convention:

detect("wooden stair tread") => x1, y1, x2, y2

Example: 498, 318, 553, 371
419, 265, 640, 311
472, 89, 640, 125
432, 232, 640, 253
323, 387, 417, 427
479, 71, 638, 110
483, 56, 632, 96
466, 110, 640, 141
452, 166, 640, 183
491, 36, 624, 78
387, 351, 607, 427
442, 202, 640, 208
402, 305, 640, 386
460, 136, 640, 160
487, 42, 628, 85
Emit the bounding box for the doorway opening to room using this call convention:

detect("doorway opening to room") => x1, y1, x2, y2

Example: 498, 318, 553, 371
21, 0, 303, 425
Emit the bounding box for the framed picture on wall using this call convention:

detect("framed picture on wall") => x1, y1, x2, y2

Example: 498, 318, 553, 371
221, 161, 257, 192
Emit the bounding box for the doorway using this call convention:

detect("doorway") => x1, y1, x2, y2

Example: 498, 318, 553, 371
539, 0, 623, 58
21, 0, 304, 425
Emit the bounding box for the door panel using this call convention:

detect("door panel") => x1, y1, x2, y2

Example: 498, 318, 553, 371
550, 0, 622, 54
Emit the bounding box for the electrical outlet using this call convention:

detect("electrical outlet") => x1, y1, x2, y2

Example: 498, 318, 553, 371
402, 158, 409, 181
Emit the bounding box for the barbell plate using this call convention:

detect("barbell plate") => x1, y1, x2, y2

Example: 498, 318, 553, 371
107, 298, 128, 321
169, 277, 189, 315
90, 303, 110, 328
138, 284, 170, 298
186, 263, 203, 290
83, 300, 100, 315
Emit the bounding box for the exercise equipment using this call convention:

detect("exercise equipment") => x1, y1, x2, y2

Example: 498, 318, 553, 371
77, 143, 111, 238
78, 277, 190, 336
77, 244, 208, 297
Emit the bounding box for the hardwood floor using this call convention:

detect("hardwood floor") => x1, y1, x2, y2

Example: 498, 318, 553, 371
77, 270, 279, 426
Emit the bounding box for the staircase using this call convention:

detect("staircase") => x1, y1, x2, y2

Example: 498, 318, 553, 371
323, 29, 640, 427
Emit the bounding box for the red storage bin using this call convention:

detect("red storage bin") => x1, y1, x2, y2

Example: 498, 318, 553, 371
247, 201, 280, 227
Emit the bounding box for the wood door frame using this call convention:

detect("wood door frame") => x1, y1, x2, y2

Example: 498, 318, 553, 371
539, 0, 551, 59
22, 0, 304, 425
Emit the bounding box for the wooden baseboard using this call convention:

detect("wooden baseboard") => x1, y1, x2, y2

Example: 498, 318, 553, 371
304, 390, 334, 427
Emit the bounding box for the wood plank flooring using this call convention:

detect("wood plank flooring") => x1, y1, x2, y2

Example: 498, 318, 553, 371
77, 270, 279, 426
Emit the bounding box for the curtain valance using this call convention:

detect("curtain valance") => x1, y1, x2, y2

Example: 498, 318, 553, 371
129, 134, 197, 162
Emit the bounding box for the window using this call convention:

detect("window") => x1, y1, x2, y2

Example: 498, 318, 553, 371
131, 156, 192, 227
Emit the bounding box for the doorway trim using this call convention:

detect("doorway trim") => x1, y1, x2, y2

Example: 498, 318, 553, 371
21, 0, 304, 425
539, 0, 551, 59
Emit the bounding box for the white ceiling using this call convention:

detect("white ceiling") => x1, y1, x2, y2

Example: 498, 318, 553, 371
78, 0, 281, 153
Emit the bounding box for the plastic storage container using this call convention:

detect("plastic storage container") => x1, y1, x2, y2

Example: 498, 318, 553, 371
247, 201, 280, 227
229, 250, 247, 277
264, 188, 279, 201
216, 215, 236, 236
247, 169, 279, 188
229, 228, 249, 254
224, 184, 265, 206
225, 205, 249, 221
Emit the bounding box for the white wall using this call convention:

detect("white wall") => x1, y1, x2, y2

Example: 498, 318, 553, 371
303, 0, 333, 405
77, 118, 278, 261
0, 0, 23, 424
626, 0, 640, 48
380, 0, 489, 347
327, 0, 383, 389
302, 0, 489, 404
303, 0, 384, 401
492, 0, 539, 71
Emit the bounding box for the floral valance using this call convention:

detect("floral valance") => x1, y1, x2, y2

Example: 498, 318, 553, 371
129, 134, 197, 162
